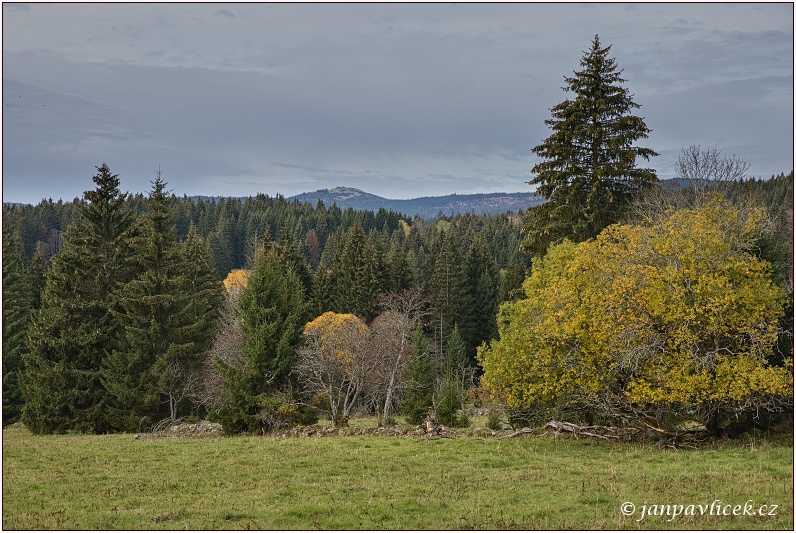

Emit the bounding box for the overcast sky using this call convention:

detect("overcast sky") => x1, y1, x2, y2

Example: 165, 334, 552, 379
3, 2, 793, 204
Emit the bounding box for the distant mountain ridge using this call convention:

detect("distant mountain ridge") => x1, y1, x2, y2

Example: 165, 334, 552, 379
287, 186, 544, 218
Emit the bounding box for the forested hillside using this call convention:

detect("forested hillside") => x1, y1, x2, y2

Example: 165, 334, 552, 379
3, 167, 792, 435
2, 165, 533, 431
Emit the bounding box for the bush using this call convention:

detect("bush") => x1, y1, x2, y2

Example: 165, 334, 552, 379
436, 380, 470, 428
486, 412, 502, 431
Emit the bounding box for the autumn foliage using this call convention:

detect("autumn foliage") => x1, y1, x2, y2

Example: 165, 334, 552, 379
479, 196, 792, 434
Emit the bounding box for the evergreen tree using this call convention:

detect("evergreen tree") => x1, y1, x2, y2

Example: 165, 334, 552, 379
428, 234, 472, 353
435, 326, 470, 428
332, 224, 381, 320
27, 244, 48, 309
400, 326, 435, 425
218, 244, 309, 433
102, 174, 180, 429
2, 229, 34, 424
523, 35, 658, 255
384, 234, 412, 292
22, 164, 135, 434
465, 239, 499, 357
276, 226, 314, 294
498, 254, 528, 303
162, 224, 223, 420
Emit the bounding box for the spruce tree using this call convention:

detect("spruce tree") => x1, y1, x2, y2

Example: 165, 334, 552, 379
161, 224, 223, 421
465, 238, 499, 357
400, 326, 435, 425
2, 229, 34, 424
428, 234, 472, 353
218, 243, 309, 433
102, 175, 185, 429
276, 226, 314, 294
332, 224, 380, 320
523, 35, 658, 255
22, 164, 135, 434
435, 326, 470, 428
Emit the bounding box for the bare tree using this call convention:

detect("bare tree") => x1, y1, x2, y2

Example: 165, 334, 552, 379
368, 290, 431, 426
191, 294, 246, 414
632, 145, 753, 222
162, 360, 202, 422
674, 144, 750, 185
368, 311, 414, 426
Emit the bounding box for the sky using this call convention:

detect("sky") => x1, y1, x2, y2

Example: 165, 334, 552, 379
2, 2, 793, 204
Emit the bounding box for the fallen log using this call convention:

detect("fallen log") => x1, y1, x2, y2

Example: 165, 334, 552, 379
543, 420, 636, 440
497, 427, 535, 440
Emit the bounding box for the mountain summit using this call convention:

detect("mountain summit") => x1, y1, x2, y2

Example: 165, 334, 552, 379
288, 187, 543, 218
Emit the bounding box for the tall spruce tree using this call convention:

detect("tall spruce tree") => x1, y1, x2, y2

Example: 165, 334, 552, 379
22, 164, 135, 434
2, 229, 35, 424
161, 224, 223, 420
465, 238, 499, 358
428, 234, 472, 353
523, 35, 658, 255
101, 175, 181, 429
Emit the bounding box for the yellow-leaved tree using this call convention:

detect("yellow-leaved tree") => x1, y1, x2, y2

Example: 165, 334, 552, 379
478, 196, 792, 436
295, 311, 372, 427
222, 269, 250, 295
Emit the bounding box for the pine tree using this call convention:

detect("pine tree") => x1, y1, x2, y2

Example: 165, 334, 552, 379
523, 35, 658, 255
22, 164, 136, 434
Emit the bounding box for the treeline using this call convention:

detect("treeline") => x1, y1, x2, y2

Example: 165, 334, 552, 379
2, 163, 530, 432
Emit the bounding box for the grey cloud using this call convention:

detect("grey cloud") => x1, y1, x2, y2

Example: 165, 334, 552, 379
2, 3, 792, 204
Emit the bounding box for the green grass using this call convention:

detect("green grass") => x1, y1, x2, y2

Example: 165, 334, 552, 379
2, 425, 792, 530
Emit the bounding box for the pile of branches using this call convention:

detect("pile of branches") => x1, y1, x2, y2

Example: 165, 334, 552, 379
498, 419, 711, 448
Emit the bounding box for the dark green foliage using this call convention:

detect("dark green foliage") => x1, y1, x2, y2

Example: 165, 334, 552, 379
331, 224, 382, 320
465, 239, 499, 356
428, 233, 473, 353
435, 326, 471, 428
276, 227, 314, 294
523, 35, 658, 255
175, 225, 224, 362
401, 326, 435, 425
444, 325, 469, 380
22, 164, 136, 434
2, 229, 35, 425
435, 379, 470, 428
217, 244, 309, 434
102, 175, 179, 429
102, 176, 224, 430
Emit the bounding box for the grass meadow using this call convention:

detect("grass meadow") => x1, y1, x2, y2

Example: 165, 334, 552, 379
2, 421, 792, 530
